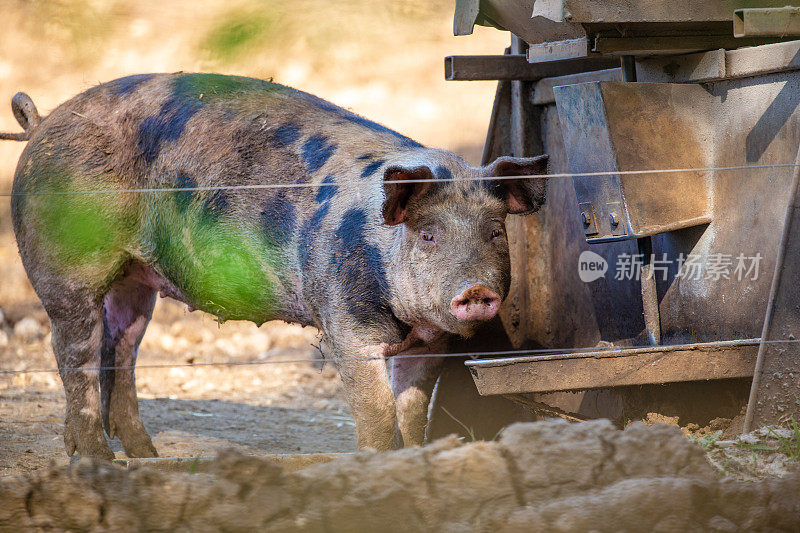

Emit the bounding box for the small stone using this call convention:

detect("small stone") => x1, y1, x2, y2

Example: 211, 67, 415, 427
0, 330, 9, 347
739, 434, 760, 445
0, 307, 5, 325
14, 317, 44, 341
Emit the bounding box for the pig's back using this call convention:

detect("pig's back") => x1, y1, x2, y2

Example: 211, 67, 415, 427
11, 73, 419, 325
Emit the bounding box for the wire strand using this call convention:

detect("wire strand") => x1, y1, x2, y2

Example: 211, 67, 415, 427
0, 163, 796, 197
0, 162, 796, 376
4, 336, 800, 376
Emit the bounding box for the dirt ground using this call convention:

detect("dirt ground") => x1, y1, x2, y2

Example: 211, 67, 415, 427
3, 420, 800, 531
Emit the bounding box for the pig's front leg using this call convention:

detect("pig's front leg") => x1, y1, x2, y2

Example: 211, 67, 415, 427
329, 336, 398, 451
390, 347, 445, 447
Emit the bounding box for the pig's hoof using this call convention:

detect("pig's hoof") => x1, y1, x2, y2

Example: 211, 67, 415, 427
75, 444, 115, 461
123, 438, 159, 458
65, 413, 115, 460
68, 450, 114, 466
65, 434, 115, 462
115, 424, 158, 458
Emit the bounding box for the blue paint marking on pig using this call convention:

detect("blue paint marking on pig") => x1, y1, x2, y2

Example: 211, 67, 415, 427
435, 166, 452, 180
260, 192, 296, 248
271, 123, 302, 148
299, 201, 331, 270
138, 94, 203, 163
203, 189, 229, 214
301, 135, 337, 173
331, 208, 392, 326
174, 173, 197, 213
315, 175, 338, 203
110, 74, 155, 96
360, 159, 385, 179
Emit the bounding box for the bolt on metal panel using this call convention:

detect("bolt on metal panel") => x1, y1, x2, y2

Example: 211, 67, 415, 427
554, 81, 713, 243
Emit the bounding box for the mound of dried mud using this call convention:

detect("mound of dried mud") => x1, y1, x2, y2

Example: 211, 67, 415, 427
2, 419, 798, 532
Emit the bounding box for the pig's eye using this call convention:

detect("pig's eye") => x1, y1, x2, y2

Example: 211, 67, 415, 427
491, 228, 504, 240
420, 231, 435, 243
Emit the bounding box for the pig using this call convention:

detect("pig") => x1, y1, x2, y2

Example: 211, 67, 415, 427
4, 73, 548, 459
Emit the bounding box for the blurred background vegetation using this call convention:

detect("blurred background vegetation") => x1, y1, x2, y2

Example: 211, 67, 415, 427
0, 0, 510, 190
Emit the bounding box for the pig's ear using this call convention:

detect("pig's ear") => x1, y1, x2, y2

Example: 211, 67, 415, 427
485, 154, 549, 214
382, 166, 435, 225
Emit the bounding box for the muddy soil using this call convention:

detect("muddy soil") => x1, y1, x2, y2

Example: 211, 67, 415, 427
2, 420, 799, 532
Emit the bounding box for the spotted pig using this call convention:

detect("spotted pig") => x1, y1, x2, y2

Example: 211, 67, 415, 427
6, 73, 548, 458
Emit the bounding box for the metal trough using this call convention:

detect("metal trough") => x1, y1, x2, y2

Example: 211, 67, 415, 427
466, 339, 759, 395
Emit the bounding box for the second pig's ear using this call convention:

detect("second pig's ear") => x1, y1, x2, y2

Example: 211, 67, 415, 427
382, 166, 435, 225
484, 154, 549, 214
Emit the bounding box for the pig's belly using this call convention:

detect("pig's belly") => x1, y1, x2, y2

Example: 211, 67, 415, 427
140, 203, 283, 324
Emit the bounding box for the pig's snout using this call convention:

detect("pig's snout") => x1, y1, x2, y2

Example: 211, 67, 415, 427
450, 285, 501, 322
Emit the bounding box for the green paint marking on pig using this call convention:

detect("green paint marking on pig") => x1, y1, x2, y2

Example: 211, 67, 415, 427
172, 73, 280, 102
29, 166, 136, 281
146, 191, 279, 322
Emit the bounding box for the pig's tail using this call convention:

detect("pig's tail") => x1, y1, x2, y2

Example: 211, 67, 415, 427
0, 92, 41, 141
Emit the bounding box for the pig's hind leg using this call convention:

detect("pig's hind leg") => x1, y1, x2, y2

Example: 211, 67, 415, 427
33, 277, 114, 460
99, 267, 158, 457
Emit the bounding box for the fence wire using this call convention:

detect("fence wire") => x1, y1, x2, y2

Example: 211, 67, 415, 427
0, 163, 797, 197
0, 161, 798, 377
3, 338, 800, 376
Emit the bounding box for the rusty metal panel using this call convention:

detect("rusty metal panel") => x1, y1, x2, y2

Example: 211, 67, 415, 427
466, 340, 760, 395
497, 98, 645, 347
554, 81, 713, 243
553, 82, 624, 241
495, 42, 800, 354
561, 0, 794, 24
635, 49, 727, 83
744, 150, 800, 431
475, 0, 586, 45
592, 35, 776, 56
444, 54, 618, 81
734, 7, 800, 38
527, 38, 590, 62
635, 40, 800, 86
532, 67, 621, 106
656, 70, 798, 346
489, 87, 635, 349
546, 69, 799, 347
